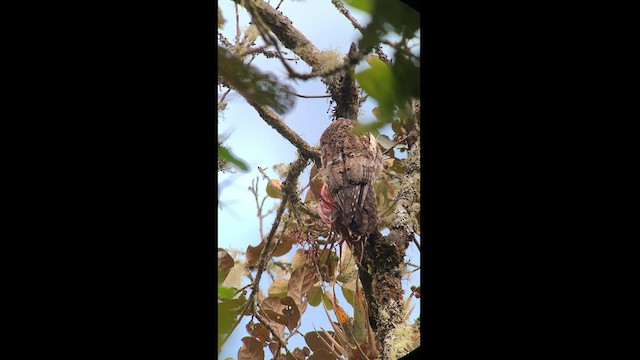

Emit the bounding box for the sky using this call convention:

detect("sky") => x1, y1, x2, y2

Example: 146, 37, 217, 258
217, 1, 420, 358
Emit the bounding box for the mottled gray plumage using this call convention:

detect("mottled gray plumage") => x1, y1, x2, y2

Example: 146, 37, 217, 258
319, 117, 382, 239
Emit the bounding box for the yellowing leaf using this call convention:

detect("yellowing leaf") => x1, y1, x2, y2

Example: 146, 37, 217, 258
341, 280, 356, 307
217, 7, 225, 29
390, 159, 408, 174
266, 179, 283, 199
222, 259, 244, 289
268, 278, 289, 298
334, 303, 351, 325
338, 243, 357, 279
291, 249, 307, 270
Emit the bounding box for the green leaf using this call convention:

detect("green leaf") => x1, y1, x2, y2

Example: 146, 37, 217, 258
218, 46, 295, 115
375, 0, 420, 38
218, 285, 236, 300
343, 0, 374, 14
218, 145, 248, 171
321, 292, 333, 311
341, 281, 356, 307
352, 291, 369, 344
356, 56, 396, 122
307, 285, 322, 307
391, 52, 420, 110
218, 294, 247, 351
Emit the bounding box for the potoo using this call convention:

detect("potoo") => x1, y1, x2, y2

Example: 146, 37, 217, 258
317, 117, 383, 240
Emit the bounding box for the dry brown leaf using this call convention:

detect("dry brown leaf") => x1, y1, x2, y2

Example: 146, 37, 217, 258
280, 296, 301, 332
307, 348, 335, 360
260, 296, 286, 338
238, 336, 264, 360
304, 331, 334, 353
218, 248, 235, 285
288, 267, 318, 310
246, 322, 271, 344
305, 165, 323, 204
272, 235, 294, 257
246, 242, 265, 267
263, 309, 289, 327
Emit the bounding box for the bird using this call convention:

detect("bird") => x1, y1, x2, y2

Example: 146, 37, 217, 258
317, 117, 383, 241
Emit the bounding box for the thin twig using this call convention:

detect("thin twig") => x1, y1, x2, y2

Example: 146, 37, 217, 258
219, 74, 321, 166
237, 45, 290, 58
233, 0, 363, 82
272, 260, 292, 272
412, 236, 421, 252
298, 169, 321, 195
234, 283, 253, 295
285, 90, 332, 99
381, 134, 411, 156
218, 88, 232, 105
257, 166, 271, 181
330, 0, 391, 64
249, 177, 266, 240
217, 33, 233, 48
234, 3, 241, 45
255, 309, 292, 356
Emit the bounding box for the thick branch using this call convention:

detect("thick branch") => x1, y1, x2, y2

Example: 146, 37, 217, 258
243, 97, 322, 166
235, 0, 362, 118
355, 102, 421, 359
234, 0, 322, 67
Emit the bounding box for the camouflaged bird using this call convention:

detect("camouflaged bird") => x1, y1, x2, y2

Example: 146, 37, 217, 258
317, 118, 383, 239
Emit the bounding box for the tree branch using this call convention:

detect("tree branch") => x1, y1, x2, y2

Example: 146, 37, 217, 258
234, 0, 364, 118
245, 153, 309, 320
221, 155, 309, 349
255, 309, 293, 356
353, 101, 421, 359
330, 0, 391, 64
243, 96, 322, 166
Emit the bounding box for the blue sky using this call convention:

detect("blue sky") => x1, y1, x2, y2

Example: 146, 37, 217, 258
217, 1, 420, 358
